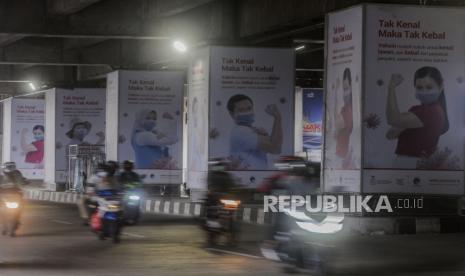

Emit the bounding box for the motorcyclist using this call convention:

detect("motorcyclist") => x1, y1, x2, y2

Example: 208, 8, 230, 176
78, 161, 122, 223
105, 161, 121, 191
1, 162, 27, 187
119, 160, 141, 190
264, 156, 322, 272
203, 159, 240, 246
0, 162, 26, 236
205, 159, 236, 207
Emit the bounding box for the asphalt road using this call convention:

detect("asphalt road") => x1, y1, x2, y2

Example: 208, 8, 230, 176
2, 201, 465, 275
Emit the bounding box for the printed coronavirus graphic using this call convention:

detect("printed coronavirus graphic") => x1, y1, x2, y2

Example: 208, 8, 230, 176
363, 113, 381, 129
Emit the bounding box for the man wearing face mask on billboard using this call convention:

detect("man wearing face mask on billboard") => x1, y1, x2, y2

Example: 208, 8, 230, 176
227, 94, 283, 170
131, 109, 179, 169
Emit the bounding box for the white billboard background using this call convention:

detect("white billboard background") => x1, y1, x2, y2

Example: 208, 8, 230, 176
324, 6, 363, 192
187, 48, 210, 190
55, 89, 106, 172
208, 46, 294, 187
363, 6, 465, 194
117, 71, 184, 184
10, 98, 45, 179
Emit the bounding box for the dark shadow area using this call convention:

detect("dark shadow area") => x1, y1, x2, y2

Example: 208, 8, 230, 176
0, 261, 79, 270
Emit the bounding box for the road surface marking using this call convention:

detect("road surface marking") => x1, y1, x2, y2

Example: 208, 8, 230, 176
51, 220, 73, 225
122, 232, 146, 238
205, 248, 262, 259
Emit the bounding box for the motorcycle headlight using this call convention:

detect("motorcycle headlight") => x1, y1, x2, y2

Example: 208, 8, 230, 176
107, 204, 120, 211
5, 202, 19, 209
128, 195, 140, 201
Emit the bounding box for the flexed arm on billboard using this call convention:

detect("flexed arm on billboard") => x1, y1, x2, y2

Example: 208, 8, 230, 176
386, 73, 423, 138
257, 104, 283, 154
133, 111, 179, 147
21, 128, 38, 153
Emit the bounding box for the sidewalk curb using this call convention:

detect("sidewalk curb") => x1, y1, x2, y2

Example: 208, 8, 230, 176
22, 189, 451, 233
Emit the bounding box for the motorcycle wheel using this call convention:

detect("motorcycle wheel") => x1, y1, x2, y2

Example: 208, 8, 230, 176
226, 217, 238, 247
207, 231, 217, 246
124, 208, 140, 226
8, 218, 18, 237
110, 221, 121, 243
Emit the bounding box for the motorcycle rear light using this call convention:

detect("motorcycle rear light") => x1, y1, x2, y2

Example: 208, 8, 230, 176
220, 199, 241, 209
5, 202, 19, 209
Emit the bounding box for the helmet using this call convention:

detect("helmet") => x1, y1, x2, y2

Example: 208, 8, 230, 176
3, 162, 17, 174
106, 161, 119, 176
122, 160, 134, 170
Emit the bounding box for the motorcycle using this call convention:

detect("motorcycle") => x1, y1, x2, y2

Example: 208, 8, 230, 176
0, 187, 22, 237
204, 198, 241, 246
122, 188, 142, 225
89, 190, 123, 243
260, 209, 344, 274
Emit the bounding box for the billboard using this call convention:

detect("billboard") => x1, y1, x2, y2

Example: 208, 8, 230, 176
324, 6, 363, 193
187, 48, 210, 191
106, 70, 184, 184
3, 98, 45, 179
54, 89, 106, 181
324, 4, 465, 195
302, 88, 323, 161
362, 5, 465, 194
208, 46, 295, 187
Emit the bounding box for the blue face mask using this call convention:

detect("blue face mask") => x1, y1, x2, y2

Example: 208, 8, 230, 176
415, 89, 441, 105
235, 113, 254, 126
143, 120, 156, 131
34, 134, 44, 141
73, 128, 88, 140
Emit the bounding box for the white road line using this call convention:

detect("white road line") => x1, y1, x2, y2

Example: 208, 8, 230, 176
205, 248, 262, 259
122, 232, 146, 238
51, 220, 73, 225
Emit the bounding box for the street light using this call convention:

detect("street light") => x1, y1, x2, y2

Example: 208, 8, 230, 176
28, 82, 36, 91
173, 40, 187, 53
295, 45, 306, 51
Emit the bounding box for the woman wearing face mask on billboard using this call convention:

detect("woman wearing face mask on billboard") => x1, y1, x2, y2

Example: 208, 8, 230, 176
386, 66, 449, 168
334, 68, 355, 169
21, 125, 45, 167
131, 109, 179, 169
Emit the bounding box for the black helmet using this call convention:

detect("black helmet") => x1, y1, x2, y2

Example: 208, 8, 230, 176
122, 160, 134, 170
105, 161, 119, 175
3, 162, 17, 174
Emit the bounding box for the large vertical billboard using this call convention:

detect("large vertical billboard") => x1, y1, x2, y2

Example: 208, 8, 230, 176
3, 98, 45, 179
54, 89, 106, 182
208, 46, 294, 187
324, 6, 363, 193
108, 70, 184, 184
362, 6, 465, 194
302, 88, 323, 161
187, 48, 210, 192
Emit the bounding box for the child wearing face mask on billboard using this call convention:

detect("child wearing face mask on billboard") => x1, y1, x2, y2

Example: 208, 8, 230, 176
21, 125, 45, 167
386, 66, 449, 168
